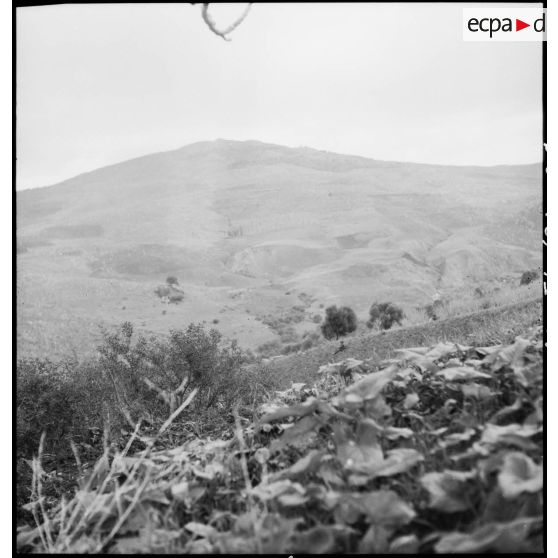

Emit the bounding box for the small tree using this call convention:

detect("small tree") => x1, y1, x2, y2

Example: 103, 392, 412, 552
367, 302, 404, 330
520, 270, 538, 286
166, 275, 179, 287
321, 305, 357, 340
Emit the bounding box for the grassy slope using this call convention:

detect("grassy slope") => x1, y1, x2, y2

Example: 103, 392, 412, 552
259, 298, 542, 391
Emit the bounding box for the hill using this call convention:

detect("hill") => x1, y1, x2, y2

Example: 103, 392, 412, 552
16, 139, 542, 358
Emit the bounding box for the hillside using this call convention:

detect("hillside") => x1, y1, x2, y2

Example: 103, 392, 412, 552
16, 140, 542, 358
18, 300, 543, 553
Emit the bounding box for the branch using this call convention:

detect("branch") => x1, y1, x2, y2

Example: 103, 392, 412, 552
200, 3, 252, 41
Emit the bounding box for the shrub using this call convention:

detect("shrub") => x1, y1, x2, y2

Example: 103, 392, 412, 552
166, 275, 179, 286
17, 322, 248, 463
424, 299, 445, 321
367, 302, 405, 330
320, 305, 357, 340
520, 270, 538, 286
16, 358, 112, 459
98, 322, 244, 416
155, 285, 171, 298
256, 340, 282, 356
168, 292, 184, 303
312, 314, 322, 324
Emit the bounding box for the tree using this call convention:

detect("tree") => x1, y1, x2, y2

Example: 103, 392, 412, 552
367, 302, 404, 330
166, 275, 179, 287
321, 305, 357, 340
520, 270, 538, 286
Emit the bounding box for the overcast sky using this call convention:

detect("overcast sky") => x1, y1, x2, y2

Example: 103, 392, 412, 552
16, 2, 543, 190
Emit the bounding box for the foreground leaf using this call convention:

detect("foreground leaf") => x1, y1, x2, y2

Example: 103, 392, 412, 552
480, 423, 540, 451
420, 470, 477, 512
436, 367, 491, 381
292, 526, 336, 554
360, 489, 416, 526
498, 452, 542, 498
434, 517, 542, 553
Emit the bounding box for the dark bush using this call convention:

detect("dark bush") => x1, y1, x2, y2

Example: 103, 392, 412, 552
520, 270, 538, 286
155, 285, 171, 298
17, 322, 247, 462
320, 305, 357, 340
424, 299, 445, 321
367, 302, 405, 330
256, 340, 282, 356
168, 291, 184, 303
166, 275, 179, 286
16, 358, 112, 459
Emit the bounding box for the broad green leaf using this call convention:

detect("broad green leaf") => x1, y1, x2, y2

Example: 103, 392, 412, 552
439, 428, 476, 448
249, 479, 305, 503
185, 522, 218, 539
270, 414, 322, 452
341, 365, 399, 402
497, 452, 542, 498
357, 524, 390, 553
260, 397, 319, 423
436, 367, 491, 381
425, 341, 464, 360
403, 392, 420, 409
383, 426, 414, 440
480, 423, 540, 451
360, 489, 416, 526
389, 534, 420, 553
352, 448, 424, 479
273, 449, 324, 478
293, 526, 336, 554
333, 420, 383, 473
420, 470, 477, 512
461, 383, 493, 399
277, 492, 308, 506
434, 517, 542, 553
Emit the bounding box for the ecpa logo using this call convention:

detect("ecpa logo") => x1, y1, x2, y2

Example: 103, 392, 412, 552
463, 8, 546, 41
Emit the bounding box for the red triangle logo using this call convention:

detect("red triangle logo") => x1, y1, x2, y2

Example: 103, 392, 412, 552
516, 19, 530, 31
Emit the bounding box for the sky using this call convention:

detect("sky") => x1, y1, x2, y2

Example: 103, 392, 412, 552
16, 2, 543, 190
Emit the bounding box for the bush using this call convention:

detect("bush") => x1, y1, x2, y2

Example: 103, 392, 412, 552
367, 302, 405, 330
98, 322, 244, 417
320, 305, 357, 340
155, 285, 171, 298
166, 275, 179, 286
168, 292, 184, 303
424, 299, 445, 321
520, 270, 538, 286
17, 322, 247, 462
256, 340, 283, 356
16, 358, 112, 459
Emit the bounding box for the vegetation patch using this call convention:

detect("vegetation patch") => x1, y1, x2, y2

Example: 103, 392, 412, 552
18, 324, 543, 553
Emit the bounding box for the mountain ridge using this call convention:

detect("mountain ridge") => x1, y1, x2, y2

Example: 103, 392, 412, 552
18, 138, 542, 194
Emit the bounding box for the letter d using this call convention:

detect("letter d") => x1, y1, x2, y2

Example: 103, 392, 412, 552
534, 13, 545, 32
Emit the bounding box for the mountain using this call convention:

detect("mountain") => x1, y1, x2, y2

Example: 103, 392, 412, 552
16, 139, 542, 358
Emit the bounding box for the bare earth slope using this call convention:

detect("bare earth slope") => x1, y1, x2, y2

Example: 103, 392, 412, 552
16, 140, 542, 358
